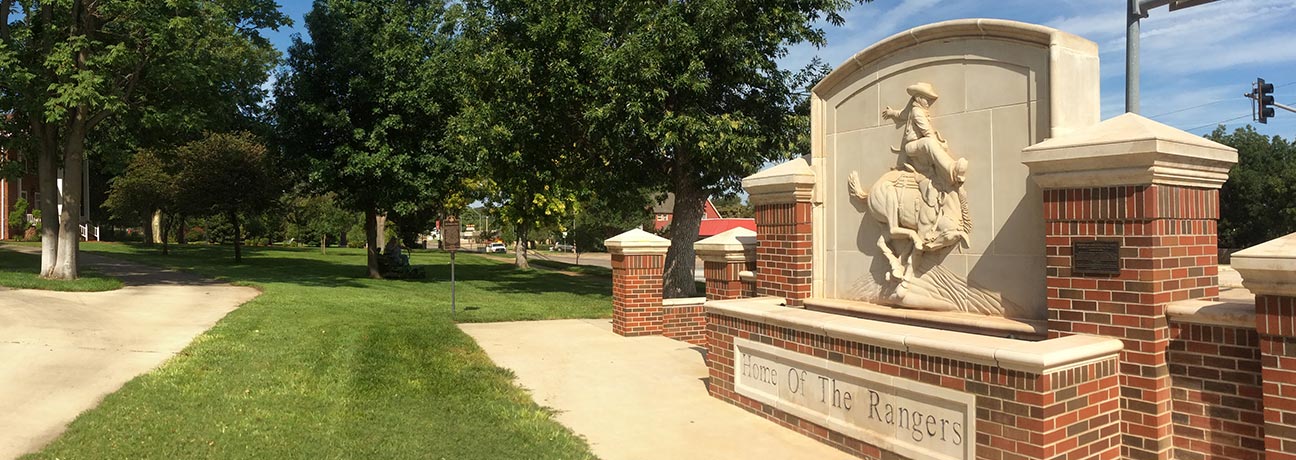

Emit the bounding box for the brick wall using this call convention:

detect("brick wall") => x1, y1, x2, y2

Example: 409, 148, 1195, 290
703, 260, 753, 301
1257, 295, 1296, 459
1045, 184, 1220, 460
1168, 321, 1265, 460
706, 311, 1121, 459
753, 201, 812, 306
611, 253, 665, 336
662, 304, 706, 345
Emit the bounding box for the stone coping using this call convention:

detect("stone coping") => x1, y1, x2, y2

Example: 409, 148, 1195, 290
742, 157, 814, 206
738, 270, 756, 282
709, 297, 1123, 375
814, 18, 1095, 96
604, 228, 671, 255
805, 298, 1047, 340
1166, 299, 1255, 329
1232, 232, 1296, 297
663, 297, 706, 307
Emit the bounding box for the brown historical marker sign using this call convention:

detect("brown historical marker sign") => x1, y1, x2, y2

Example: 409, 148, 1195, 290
1072, 240, 1121, 276
442, 216, 461, 252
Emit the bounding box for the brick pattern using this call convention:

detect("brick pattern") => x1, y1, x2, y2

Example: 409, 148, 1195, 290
703, 260, 755, 301
1258, 295, 1296, 460
1168, 322, 1265, 460
662, 304, 706, 345
1044, 184, 1221, 460
754, 201, 813, 306
611, 253, 665, 336
705, 312, 1121, 459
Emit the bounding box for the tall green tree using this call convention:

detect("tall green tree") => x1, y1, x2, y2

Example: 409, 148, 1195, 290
176, 132, 280, 263
274, 0, 471, 278
103, 149, 179, 254
1208, 125, 1296, 249
589, 1, 862, 297
450, 0, 603, 269
0, 0, 286, 279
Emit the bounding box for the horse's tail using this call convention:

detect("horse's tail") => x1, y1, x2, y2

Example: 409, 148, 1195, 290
848, 171, 869, 201
889, 144, 901, 153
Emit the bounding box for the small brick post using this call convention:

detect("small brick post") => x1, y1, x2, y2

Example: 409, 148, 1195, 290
605, 228, 671, 337
694, 227, 757, 301
1233, 233, 1296, 460
1023, 113, 1237, 460
742, 157, 815, 307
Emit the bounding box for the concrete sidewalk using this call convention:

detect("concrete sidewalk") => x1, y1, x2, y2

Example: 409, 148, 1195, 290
0, 247, 260, 459
460, 319, 853, 460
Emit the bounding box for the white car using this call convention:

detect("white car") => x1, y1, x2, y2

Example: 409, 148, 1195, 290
486, 242, 507, 253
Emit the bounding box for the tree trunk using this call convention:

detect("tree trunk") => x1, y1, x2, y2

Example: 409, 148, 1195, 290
177, 216, 187, 244
664, 165, 704, 298
37, 127, 59, 278
376, 213, 387, 250
142, 215, 154, 245
52, 121, 87, 281
230, 211, 242, 263
160, 213, 171, 256
365, 208, 382, 279
321, 234, 327, 255
514, 223, 530, 269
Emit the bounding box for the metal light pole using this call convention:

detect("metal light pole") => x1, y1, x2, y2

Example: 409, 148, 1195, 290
1125, 0, 1221, 114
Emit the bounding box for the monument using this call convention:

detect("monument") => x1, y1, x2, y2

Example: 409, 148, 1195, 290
604, 17, 1296, 460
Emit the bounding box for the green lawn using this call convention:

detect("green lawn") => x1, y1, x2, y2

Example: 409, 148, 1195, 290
0, 246, 124, 291
24, 243, 606, 460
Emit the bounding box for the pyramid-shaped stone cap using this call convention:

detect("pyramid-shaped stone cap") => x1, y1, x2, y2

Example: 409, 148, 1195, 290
604, 228, 671, 255
1232, 232, 1296, 297
694, 227, 757, 263
742, 156, 814, 205
1022, 113, 1237, 189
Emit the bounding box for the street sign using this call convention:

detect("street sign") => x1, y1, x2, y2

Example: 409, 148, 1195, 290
443, 216, 461, 252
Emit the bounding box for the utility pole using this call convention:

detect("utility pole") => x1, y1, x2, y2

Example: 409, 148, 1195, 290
1126, 0, 1221, 113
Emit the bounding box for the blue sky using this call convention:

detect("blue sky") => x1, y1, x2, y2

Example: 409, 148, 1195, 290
264, 0, 1296, 138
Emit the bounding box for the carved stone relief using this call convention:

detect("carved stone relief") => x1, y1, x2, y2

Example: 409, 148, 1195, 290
846, 83, 1013, 316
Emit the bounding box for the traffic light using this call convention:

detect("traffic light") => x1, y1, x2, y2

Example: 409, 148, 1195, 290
1258, 78, 1275, 124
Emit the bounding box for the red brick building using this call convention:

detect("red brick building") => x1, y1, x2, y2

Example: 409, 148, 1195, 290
651, 192, 755, 238
1, 147, 38, 241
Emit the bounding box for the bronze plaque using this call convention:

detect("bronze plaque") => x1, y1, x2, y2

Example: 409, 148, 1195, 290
442, 216, 461, 252
1073, 240, 1121, 275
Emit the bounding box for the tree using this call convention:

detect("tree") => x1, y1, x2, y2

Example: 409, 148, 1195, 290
274, 0, 472, 278
103, 150, 179, 254
588, 1, 863, 297
712, 194, 753, 218
289, 192, 357, 254
1208, 125, 1296, 249
0, 0, 286, 279
176, 132, 280, 263
450, 0, 604, 269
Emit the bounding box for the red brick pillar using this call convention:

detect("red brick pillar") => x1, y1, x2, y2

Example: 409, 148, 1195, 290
1233, 234, 1296, 459
605, 228, 671, 337
741, 157, 815, 307
1023, 113, 1237, 460
694, 227, 756, 301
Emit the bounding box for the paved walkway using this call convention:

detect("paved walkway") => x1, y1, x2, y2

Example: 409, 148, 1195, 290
459, 319, 853, 460
0, 247, 260, 459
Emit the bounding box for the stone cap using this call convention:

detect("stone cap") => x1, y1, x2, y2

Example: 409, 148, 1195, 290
1022, 113, 1237, 189
694, 227, 757, 263
707, 297, 1123, 375
742, 157, 814, 206
1232, 232, 1296, 297
604, 228, 670, 255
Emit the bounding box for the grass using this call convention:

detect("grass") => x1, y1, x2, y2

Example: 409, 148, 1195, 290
24, 243, 606, 460
528, 258, 613, 277
0, 245, 123, 291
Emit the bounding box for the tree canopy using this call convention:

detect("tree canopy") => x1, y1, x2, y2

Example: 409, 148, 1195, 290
0, 0, 286, 279
274, 0, 472, 277
176, 131, 281, 263
1208, 125, 1296, 250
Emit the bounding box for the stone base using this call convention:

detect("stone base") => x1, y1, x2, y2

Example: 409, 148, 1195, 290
705, 297, 1124, 460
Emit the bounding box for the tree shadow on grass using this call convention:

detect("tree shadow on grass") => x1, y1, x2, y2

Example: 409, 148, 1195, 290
416, 259, 612, 298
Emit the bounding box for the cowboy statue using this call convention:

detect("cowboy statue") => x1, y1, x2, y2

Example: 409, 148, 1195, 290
881, 82, 970, 253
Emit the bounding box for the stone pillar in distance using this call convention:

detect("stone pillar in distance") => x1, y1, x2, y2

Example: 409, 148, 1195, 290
742, 157, 815, 307
1023, 113, 1237, 460
605, 228, 671, 337
1233, 233, 1296, 460
694, 227, 757, 301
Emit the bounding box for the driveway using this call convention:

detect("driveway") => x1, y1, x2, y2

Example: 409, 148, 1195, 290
0, 247, 260, 459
